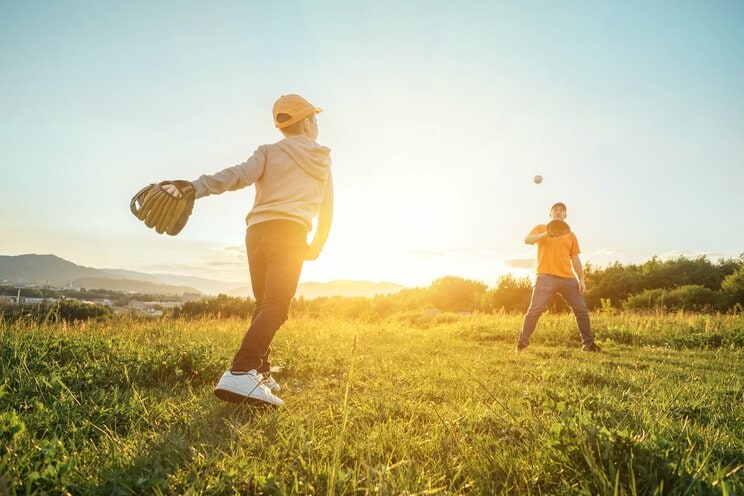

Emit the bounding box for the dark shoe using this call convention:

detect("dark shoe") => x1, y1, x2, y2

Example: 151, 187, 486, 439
582, 343, 603, 353
515, 343, 528, 352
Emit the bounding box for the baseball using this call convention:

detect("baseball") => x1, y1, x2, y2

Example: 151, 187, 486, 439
534, 175, 543, 184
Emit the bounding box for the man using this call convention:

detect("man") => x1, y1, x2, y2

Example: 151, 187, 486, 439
516, 202, 602, 352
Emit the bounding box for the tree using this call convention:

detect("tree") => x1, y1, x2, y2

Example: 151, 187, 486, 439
720, 263, 744, 311
481, 275, 533, 313
584, 261, 644, 309
623, 285, 718, 312
428, 276, 487, 312
57, 300, 113, 321
584, 255, 741, 309
175, 294, 255, 319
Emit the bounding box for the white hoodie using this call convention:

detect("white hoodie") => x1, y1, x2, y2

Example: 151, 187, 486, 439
191, 136, 333, 231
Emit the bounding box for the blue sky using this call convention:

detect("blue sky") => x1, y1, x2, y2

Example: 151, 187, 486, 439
1, 1, 742, 286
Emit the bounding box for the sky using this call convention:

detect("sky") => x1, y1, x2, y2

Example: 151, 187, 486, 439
1, 1, 743, 287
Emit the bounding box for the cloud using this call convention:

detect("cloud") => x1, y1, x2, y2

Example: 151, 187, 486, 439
591, 248, 623, 256
401, 248, 451, 258
401, 247, 504, 259
137, 263, 204, 272
207, 260, 246, 267
212, 245, 245, 256
656, 250, 738, 261
504, 258, 536, 269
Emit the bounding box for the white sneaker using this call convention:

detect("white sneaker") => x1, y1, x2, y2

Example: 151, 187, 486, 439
214, 370, 283, 406
259, 373, 281, 392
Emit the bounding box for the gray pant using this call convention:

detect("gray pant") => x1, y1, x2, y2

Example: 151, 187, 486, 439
518, 274, 594, 346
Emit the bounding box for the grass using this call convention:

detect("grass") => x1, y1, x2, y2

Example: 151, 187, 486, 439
1, 311, 743, 495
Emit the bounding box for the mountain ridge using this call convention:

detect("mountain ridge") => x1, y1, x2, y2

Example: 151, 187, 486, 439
0, 254, 405, 298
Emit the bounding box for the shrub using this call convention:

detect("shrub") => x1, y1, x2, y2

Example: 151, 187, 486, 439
174, 294, 255, 319
0, 300, 112, 323
623, 285, 718, 312
480, 275, 533, 313
720, 265, 744, 310
428, 276, 487, 312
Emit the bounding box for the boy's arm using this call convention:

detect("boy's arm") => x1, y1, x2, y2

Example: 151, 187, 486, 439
306, 172, 334, 261
190, 146, 267, 198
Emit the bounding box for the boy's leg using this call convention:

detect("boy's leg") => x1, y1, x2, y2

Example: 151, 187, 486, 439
245, 231, 272, 374
518, 275, 557, 346
231, 222, 306, 372
557, 278, 594, 346
250, 308, 272, 373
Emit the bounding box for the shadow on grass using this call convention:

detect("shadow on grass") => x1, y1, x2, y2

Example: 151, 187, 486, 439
90, 395, 275, 495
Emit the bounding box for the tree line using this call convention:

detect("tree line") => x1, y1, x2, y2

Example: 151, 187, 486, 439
176, 255, 744, 319
0, 299, 113, 323
0, 285, 183, 305
4, 255, 741, 322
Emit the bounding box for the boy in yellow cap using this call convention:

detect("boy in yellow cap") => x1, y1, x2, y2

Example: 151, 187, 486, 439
185, 94, 333, 406
516, 202, 601, 353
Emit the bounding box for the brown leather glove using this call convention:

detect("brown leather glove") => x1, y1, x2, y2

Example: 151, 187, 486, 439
546, 219, 571, 237
130, 180, 196, 236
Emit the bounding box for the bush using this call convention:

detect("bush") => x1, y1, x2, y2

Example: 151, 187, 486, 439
584, 256, 741, 310
428, 276, 487, 312
480, 275, 533, 313
720, 265, 744, 310
0, 300, 112, 323
623, 285, 718, 312
56, 300, 113, 321
174, 294, 255, 319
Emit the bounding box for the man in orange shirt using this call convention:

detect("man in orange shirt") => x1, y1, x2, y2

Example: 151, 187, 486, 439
516, 202, 602, 352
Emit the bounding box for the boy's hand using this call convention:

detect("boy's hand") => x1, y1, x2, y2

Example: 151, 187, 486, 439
162, 183, 182, 198
130, 180, 195, 236
305, 242, 322, 261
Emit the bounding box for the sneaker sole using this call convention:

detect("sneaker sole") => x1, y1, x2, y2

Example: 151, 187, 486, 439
214, 388, 278, 407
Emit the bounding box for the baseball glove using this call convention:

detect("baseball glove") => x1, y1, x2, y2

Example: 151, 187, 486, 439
130, 180, 196, 236
546, 219, 571, 237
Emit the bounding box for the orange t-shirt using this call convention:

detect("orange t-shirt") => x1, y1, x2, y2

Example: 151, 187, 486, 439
530, 224, 580, 278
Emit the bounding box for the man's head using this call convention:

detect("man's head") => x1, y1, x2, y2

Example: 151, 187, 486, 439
550, 202, 567, 221
273, 94, 322, 140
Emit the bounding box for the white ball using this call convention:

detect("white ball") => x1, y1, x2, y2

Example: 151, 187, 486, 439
534, 175, 543, 184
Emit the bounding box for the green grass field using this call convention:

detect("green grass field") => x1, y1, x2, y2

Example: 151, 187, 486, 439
1, 312, 743, 495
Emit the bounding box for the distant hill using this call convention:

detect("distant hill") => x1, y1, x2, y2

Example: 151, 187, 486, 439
0, 254, 407, 298
0, 254, 199, 295
0, 254, 104, 285
101, 269, 239, 295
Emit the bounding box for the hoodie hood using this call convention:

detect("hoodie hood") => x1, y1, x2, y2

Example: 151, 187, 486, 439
276, 136, 331, 180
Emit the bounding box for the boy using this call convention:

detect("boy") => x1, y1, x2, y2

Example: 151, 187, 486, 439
516, 202, 601, 353
183, 94, 333, 406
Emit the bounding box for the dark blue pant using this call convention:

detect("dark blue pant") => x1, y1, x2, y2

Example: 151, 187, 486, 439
231, 220, 307, 373
518, 274, 594, 346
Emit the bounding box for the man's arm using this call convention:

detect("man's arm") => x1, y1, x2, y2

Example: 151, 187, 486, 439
306, 172, 334, 260
525, 231, 549, 245
571, 254, 586, 294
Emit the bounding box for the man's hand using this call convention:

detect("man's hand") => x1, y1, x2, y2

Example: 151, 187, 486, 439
578, 280, 586, 294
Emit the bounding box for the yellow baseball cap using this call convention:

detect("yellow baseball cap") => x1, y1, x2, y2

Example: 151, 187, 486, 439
273, 94, 323, 129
